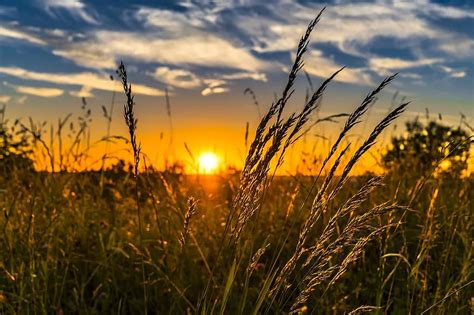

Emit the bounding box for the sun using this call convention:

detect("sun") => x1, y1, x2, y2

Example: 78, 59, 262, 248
198, 152, 219, 174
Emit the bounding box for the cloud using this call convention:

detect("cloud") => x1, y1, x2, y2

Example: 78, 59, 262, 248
304, 50, 373, 86
53, 31, 271, 72
439, 66, 467, 78
46, 4, 271, 72
0, 95, 11, 103
450, 72, 466, 78
232, 0, 474, 73
135, 2, 241, 30
204, 79, 226, 88
17, 95, 28, 104
0, 93, 29, 105
42, 0, 99, 24
7, 83, 64, 97
201, 86, 229, 96
2, 0, 472, 96
220, 72, 267, 82
69, 86, 93, 97
393, 0, 474, 19
151, 66, 267, 91
0, 66, 165, 96
0, 25, 46, 45
438, 39, 474, 58
52, 46, 117, 69
369, 57, 442, 75
238, 3, 440, 55
201, 79, 229, 96
135, 7, 208, 32
154, 67, 202, 89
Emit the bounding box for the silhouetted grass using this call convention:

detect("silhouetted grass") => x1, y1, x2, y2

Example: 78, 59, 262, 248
0, 8, 472, 315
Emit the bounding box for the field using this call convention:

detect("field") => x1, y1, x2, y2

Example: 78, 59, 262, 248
1, 10, 473, 315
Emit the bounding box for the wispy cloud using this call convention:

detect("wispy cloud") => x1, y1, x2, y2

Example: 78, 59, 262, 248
69, 85, 93, 98
220, 72, 267, 82
0, 25, 46, 45
152, 66, 268, 91
53, 30, 271, 72
154, 67, 202, 89
438, 39, 474, 58
0, 95, 11, 103
0, 67, 165, 96
231, 0, 473, 83
6, 83, 64, 97
1, 0, 472, 98
439, 66, 467, 78
238, 3, 440, 55
135, 6, 208, 31
305, 50, 373, 86
0, 93, 28, 105
369, 57, 442, 76
42, 0, 99, 24
201, 79, 229, 96
17, 95, 28, 104
393, 0, 474, 19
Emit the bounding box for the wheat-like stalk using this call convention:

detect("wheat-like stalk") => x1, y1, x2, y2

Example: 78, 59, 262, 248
271, 85, 408, 299
179, 197, 198, 248
347, 305, 381, 315
232, 8, 337, 242
116, 61, 147, 313
244, 88, 262, 118
117, 61, 141, 178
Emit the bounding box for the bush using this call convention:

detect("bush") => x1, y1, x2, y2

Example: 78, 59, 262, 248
382, 119, 471, 178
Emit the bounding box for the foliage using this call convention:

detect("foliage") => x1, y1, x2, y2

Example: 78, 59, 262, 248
0, 108, 34, 174
383, 119, 471, 177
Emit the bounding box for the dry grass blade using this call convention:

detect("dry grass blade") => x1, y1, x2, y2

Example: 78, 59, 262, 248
302, 176, 385, 268
165, 87, 173, 145
275, 67, 345, 168
272, 91, 409, 306
247, 243, 270, 274
232, 8, 335, 242
179, 197, 198, 248
116, 61, 147, 313
270, 143, 351, 296
347, 305, 381, 314
319, 74, 398, 177
332, 101, 410, 194
117, 61, 141, 178
244, 88, 262, 118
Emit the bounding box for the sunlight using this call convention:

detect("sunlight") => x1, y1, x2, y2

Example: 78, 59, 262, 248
198, 152, 219, 174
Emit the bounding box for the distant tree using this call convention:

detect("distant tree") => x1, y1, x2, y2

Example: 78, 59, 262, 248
0, 107, 34, 174
382, 119, 472, 178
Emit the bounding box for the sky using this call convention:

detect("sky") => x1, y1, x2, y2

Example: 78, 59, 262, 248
0, 0, 473, 172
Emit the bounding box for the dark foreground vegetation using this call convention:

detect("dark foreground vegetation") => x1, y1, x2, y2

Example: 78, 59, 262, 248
0, 9, 473, 315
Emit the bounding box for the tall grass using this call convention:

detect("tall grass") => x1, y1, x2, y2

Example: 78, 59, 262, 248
0, 7, 472, 315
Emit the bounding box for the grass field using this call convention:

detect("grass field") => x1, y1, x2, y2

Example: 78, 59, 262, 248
0, 9, 473, 315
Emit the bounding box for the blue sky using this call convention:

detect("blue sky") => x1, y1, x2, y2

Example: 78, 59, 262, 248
1, 0, 473, 98
0, 0, 473, 167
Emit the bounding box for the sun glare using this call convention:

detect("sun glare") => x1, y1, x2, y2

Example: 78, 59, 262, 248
198, 152, 219, 174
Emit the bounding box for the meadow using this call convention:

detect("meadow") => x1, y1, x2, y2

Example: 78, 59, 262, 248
0, 9, 473, 315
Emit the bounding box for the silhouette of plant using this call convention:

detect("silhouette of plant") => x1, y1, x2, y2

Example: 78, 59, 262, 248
383, 119, 471, 178
0, 107, 34, 173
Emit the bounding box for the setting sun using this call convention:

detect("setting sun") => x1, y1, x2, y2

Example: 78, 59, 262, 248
198, 152, 219, 174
